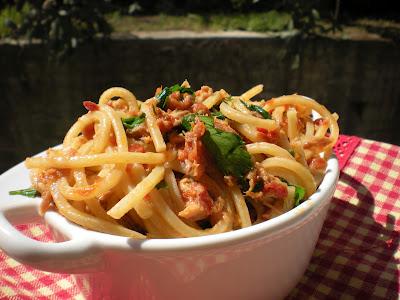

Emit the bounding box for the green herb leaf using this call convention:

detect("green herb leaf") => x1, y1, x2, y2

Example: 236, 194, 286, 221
198, 115, 214, 127
156, 87, 169, 110
289, 149, 295, 157
156, 84, 194, 110
182, 114, 253, 180
9, 188, 39, 198
155, 180, 168, 189
240, 100, 271, 119
294, 185, 306, 206
181, 113, 197, 131
121, 114, 146, 129
181, 114, 213, 131
211, 109, 225, 120
277, 177, 306, 206
224, 96, 233, 102
201, 117, 252, 179
168, 84, 182, 92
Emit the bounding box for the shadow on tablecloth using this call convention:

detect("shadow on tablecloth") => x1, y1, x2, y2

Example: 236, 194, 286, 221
288, 172, 399, 300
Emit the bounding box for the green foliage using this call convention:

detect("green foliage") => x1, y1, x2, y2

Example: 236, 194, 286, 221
282, 0, 335, 36
2, 0, 113, 58
110, 12, 294, 33
0, 0, 343, 58
0, 3, 30, 38
247, 10, 293, 32
209, 12, 293, 32
208, 14, 246, 31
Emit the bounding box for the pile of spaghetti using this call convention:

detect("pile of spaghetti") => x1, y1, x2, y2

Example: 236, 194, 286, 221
24, 81, 339, 239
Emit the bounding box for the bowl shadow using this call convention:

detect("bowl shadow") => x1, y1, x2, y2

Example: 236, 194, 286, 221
287, 172, 399, 299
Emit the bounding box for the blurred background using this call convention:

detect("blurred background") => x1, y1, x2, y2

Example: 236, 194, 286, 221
0, 0, 399, 172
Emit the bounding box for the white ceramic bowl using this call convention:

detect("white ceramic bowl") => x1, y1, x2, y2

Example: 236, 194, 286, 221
0, 155, 339, 300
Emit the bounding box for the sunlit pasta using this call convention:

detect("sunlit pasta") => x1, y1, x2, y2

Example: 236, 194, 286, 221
21, 83, 339, 238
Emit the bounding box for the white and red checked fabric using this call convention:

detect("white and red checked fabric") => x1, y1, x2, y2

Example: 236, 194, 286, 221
0, 136, 398, 299
289, 137, 399, 299
0, 224, 85, 299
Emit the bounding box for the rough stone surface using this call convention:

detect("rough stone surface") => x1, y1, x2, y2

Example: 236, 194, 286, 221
0, 34, 399, 171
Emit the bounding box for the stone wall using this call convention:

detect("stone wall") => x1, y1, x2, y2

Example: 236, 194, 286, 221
0, 33, 399, 172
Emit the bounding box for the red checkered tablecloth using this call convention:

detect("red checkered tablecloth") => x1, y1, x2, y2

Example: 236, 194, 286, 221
289, 137, 400, 299
0, 136, 399, 299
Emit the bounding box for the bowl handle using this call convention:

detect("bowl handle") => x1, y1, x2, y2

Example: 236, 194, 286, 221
0, 198, 101, 273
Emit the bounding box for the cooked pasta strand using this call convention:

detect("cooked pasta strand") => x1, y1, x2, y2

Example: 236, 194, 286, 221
26, 152, 166, 169
141, 102, 166, 152
203, 89, 228, 109
241, 84, 263, 101
51, 183, 145, 238
220, 102, 278, 131
107, 166, 165, 219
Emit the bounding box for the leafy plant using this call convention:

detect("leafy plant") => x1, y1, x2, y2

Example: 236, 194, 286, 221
3, 0, 113, 58
0, 3, 30, 37
247, 10, 293, 32
0, 0, 345, 58
280, 0, 340, 36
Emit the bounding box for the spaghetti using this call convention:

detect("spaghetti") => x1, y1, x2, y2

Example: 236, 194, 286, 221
22, 82, 339, 238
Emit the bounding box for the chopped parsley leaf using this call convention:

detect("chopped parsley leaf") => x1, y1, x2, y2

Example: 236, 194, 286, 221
240, 100, 271, 119
156, 84, 194, 110
9, 188, 39, 198
121, 114, 146, 129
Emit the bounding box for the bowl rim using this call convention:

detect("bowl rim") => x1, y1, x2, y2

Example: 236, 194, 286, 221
40, 154, 339, 252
